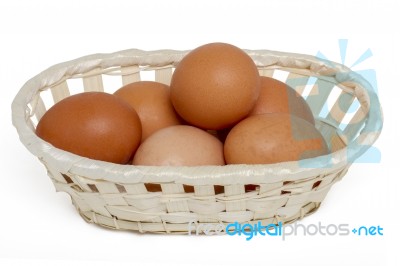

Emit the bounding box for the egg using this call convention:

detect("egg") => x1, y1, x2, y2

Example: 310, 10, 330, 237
170, 42, 260, 130
250, 76, 315, 125
36, 92, 142, 164
133, 125, 225, 166
224, 113, 329, 164
114, 81, 181, 141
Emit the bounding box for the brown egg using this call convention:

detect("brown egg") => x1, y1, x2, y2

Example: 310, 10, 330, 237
224, 113, 329, 164
250, 76, 315, 125
36, 92, 142, 164
133, 125, 225, 166
114, 81, 181, 141
170, 42, 260, 130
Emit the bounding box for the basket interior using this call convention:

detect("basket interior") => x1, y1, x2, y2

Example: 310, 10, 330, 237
29, 64, 365, 153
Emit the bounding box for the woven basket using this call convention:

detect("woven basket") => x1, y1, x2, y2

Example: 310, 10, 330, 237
12, 48, 383, 234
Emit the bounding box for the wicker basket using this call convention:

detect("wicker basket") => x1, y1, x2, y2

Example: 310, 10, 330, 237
12, 48, 383, 234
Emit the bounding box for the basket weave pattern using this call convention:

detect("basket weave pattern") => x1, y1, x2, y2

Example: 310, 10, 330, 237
12, 49, 382, 234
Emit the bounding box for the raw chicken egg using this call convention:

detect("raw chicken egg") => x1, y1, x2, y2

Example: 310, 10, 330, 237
224, 113, 328, 164
114, 81, 181, 141
133, 125, 225, 166
36, 92, 142, 164
170, 42, 260, 130
250, 76, 315, 125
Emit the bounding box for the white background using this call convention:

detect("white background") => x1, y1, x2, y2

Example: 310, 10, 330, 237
1, 0, 399, 265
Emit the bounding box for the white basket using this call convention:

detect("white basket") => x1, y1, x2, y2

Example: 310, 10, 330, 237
11, 48, 383, 234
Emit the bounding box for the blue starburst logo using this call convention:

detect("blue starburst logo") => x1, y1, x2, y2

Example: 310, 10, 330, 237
316, 39, 378, 95
290, 39, 382, 166
317, 39, 381, 163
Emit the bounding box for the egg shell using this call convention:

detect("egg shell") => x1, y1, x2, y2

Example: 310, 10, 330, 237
224, 113, 329, 164
114, 81, 181, 141
36, 92, 142, 164
250, 76, 315, 125
170, 42, 260, 130
133, 125, 225, 166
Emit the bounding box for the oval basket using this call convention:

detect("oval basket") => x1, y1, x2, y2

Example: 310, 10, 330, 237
12, 48, 383, 234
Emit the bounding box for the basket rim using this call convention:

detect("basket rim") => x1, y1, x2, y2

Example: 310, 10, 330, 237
11, 48, 383, 185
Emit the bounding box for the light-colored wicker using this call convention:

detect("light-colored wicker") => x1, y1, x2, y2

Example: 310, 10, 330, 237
12, 48, 383, 234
